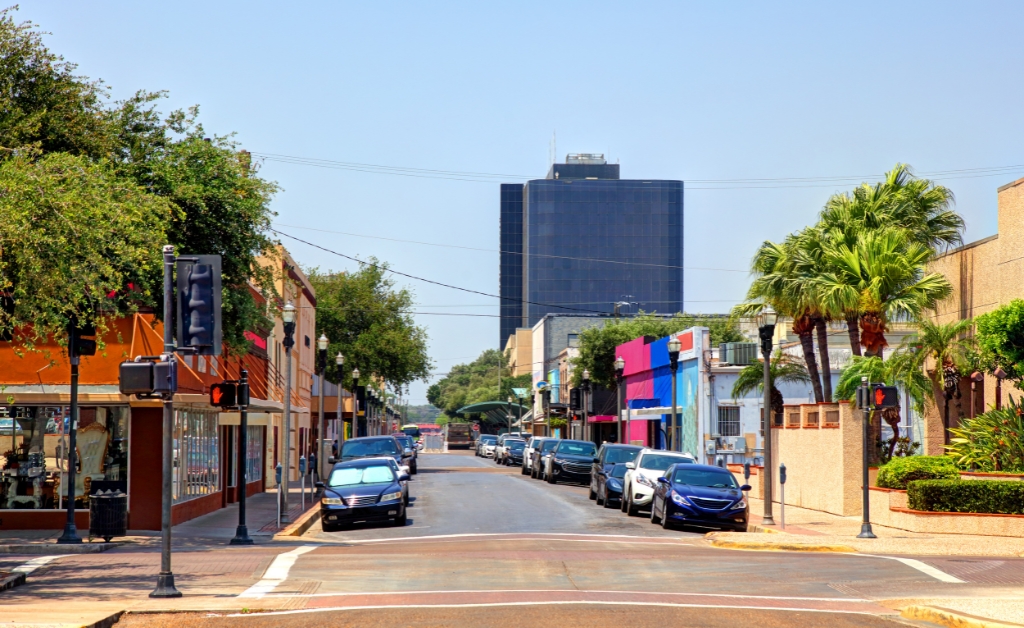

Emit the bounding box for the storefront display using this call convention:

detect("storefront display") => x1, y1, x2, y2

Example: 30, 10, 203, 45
171, 408, 220, 504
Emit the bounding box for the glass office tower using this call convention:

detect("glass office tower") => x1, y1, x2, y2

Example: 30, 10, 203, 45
499, 155, 684, 347
499, 184, 525, 345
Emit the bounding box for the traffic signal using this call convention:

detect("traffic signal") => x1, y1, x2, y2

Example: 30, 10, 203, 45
210, 381, 237, 407
68, 320, 97, 358
176, 255, 222, 356
119, 357, 177, 396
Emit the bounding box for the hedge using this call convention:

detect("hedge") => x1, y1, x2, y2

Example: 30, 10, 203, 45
907, 479, 1024, 515
876, 456, 959, 490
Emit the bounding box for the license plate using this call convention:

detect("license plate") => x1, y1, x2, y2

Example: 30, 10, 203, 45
328, 515, 337, 521
388, 510, 397, 515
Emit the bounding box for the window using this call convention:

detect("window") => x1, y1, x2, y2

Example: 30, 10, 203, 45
0, 405, 129, 510
567, 333, 579, 348
246, 425, 263, 484
304, 335, 310, 348
172, 408, 220, 504
717, 406, 740, 437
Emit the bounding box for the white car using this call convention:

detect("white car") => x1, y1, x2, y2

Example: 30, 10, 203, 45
621, 449, 696, 516
476, 435, 497, 457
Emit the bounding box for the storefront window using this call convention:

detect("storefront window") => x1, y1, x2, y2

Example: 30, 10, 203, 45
246, 425, 263, 484
0, 405, 129, 510
172, 408, 220, 504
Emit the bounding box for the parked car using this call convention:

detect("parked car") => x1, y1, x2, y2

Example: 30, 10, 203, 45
476, 435, 497, 458
495, 436, 525, 464
318, 458, 409, 531
596, 462, 630, 507
392, 434, 418, 474
531, 438, 561, 480
545, 440, 598, 485
650, 463, 750, 531
589, 444, 643, 501
338, 436, 413, 476
621, 449, 696, 516
504, 439, 527, 466
521, 437, 547, 475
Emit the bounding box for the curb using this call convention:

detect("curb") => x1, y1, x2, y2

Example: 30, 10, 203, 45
272, 505, 321, 540
748, 524, 781, 534
0, 571, 26, 593
84, 611, 125, 628
901, 605, 1024, 628
0, 542, 122, 555
707, 536, 856, 553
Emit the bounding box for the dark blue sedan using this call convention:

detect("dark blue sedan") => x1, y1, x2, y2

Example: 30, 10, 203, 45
318, 459, 409, 531
649, 463, 750, 532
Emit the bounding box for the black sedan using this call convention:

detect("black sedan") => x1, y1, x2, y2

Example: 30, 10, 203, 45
546, 440, 597, 485
596, 462, 629, 507
338, 436, 413, 475
504, 439, 527, 466
649, 463, 751, 532
318, 459, 410, 530
392, 434, 418, 474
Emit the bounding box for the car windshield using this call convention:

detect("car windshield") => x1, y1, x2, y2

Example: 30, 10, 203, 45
557, 441, 596, 456
328, 465, 395, 487
640, 454, 693, 472
480, 436, 496, 444
341, 439, 399, 459
541, 440, 559, 453
610, 465, 629, 479
673, 468, 739, 489
509, 441, 526, 450
604, 447, 640, 464
394, 437, 412, 448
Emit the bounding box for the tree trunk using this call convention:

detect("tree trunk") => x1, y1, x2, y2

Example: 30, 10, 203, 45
814, 317, 832, 402
797, 330, 824, 403
859, 312, 888, 358
943, 396, 950, 446
884, 408, 901, 460
845, 312, 862, 357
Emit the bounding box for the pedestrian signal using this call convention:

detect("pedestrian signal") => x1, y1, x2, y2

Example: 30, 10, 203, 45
210, 381, 237, 407
176, 255, 222, 355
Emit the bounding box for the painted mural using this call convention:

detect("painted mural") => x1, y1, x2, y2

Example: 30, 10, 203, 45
679, 358, 699, 457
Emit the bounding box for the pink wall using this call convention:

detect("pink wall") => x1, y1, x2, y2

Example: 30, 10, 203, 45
625, 372, 652, 400
617, 337, 649, 377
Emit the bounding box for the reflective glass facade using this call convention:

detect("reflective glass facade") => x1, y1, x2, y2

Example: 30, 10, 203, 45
499, 184, 525, 345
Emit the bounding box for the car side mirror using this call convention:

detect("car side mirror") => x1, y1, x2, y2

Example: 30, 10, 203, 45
657, 477, 669, 484
404, 448, 412, 455
625, 462, 635, 470
592, 457, 600, 464
398, 473, 410, 481
328, 457, 337, 464
740, 484, 752, 492
315, 481, 325, 489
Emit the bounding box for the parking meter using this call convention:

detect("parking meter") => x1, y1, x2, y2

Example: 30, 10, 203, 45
743, 462, 751, 483
779, 463, 787, 485
779, 463, 787, 530
275, 462, 282, 485
299, 456, 307, 476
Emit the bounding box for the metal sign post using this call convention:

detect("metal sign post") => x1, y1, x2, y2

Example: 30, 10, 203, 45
857, 378, 878, 539
230, 369, 253, 545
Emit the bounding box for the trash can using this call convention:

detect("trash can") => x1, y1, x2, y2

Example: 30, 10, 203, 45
89, 490, 127, 542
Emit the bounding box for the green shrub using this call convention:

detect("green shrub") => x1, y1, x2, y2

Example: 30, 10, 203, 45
908, 479, 1024, 515
876, 456, 959, 490
946, 396, 1024, 472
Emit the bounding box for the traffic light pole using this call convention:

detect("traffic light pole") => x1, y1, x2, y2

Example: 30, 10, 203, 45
231, 369, 253, 545
858, 377, 877, 539
152, 245, 181, 598
56, 340, 81, 544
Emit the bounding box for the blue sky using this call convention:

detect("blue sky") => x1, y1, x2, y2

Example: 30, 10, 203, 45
24, 2, 1024, 404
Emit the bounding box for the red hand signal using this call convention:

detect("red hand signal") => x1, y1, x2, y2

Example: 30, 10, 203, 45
874, 388, 885, 407
212, 386, 223, 404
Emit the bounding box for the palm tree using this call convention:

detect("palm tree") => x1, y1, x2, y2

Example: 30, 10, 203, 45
906, 318, 974, 445
737, 238, 826, 402
731, 351, 812, 425
835, 350, 931, 460
812, 229, 953, 357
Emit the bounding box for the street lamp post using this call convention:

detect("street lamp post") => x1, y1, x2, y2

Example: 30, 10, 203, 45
667, 337, 681, 452
335, 353, 344, 451
582, 369, 591, 443
230, 368, 253, 545
317, 334, 329, 482
280, 301, 296, 524
757, 305, 778, 526
614, 356, 625, 444
352, 368, 360, 438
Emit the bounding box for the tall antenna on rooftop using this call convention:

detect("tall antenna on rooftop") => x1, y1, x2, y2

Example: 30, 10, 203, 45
549, 131, 556, 167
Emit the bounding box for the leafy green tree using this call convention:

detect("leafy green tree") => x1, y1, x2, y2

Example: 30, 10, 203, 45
975, 300, 1024, 391
571, 313, 742, 389
730, 352, 811, 420
0, 153, 171, 347
0, 8, 280, 355
906, 318, 974, 442
427, 349, 531, 421
307, 262, 432, 392
947, 396, 1024, 472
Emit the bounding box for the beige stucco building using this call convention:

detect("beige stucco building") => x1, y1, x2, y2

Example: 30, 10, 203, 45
922, 176, 1024, 452
504, 328, 533, 377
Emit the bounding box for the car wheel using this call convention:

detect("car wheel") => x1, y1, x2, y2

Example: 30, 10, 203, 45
530, 465, 537, 479
661, 506, 674, 530
521, 463, 529, 475
627, 492, 640, 517
589, 484, 597, 500
411, 462, 418, 475
546, 469, 556, 484
603, 492, 616, 508
621, 486, 629, 512
651, 497, 662, 524
394, 511, 407, 527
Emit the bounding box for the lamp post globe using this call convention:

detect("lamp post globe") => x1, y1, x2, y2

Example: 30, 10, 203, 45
282, 301, 296, 324
318, 334, 329, 352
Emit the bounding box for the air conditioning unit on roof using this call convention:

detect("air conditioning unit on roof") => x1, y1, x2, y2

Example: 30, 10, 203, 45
720, 342, 758, 366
